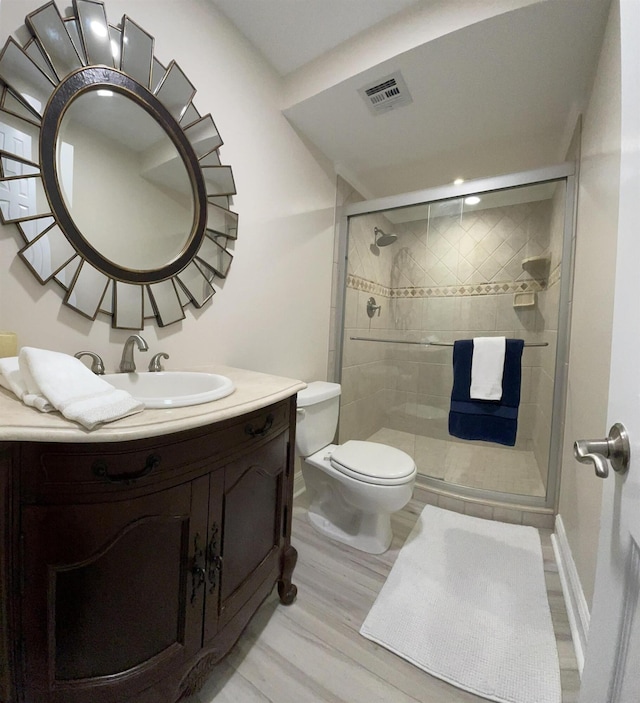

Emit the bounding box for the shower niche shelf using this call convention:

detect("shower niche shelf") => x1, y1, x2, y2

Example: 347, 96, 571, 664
521, 255, 550, 279
513, 291, 537, 308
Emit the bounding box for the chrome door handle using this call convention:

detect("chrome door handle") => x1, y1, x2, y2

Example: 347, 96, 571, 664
573, 423, 630, 479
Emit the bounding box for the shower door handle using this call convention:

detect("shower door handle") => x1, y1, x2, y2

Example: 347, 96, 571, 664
573, 423, 630, 479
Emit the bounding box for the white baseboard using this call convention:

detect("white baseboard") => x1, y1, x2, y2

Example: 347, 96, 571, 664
552, 514, 590, 673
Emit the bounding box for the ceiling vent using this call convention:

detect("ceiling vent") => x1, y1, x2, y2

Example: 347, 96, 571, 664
358, 71, 413, 116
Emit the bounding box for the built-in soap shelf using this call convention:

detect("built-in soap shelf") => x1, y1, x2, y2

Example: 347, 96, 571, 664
521, 255, 550, 279
515, 256, 549, 307
513, 291, 536, 308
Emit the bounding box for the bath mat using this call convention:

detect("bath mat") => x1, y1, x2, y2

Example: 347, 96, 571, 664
360, 505, 561, 703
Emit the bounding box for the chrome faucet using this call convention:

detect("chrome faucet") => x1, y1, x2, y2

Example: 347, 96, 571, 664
119, 335, 148, 373
74, 351, 105, 375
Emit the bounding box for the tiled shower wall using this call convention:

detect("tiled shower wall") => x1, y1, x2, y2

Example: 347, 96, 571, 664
339, 185, 565, 491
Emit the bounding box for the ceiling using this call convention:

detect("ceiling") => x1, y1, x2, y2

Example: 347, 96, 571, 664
210, 0, 612, 198
209, 0, 423, 75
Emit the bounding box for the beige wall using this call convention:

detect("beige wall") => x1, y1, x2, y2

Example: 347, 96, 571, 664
558, 1, 620, 608
0, 0, 336, 382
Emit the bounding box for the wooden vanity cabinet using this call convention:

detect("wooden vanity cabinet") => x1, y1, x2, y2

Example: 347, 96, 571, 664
0, 397, 298, 703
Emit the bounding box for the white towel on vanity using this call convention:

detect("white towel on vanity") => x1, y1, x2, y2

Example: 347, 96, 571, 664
18, 347, 144, 430
0, 355, 54, 412
470, 336, 506, 401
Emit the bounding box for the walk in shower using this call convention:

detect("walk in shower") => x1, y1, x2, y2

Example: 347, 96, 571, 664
336, 166, 575, 509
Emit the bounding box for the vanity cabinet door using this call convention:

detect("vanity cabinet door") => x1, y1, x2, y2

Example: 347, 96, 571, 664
20, 476, 209, 703
211, 429, 288, 637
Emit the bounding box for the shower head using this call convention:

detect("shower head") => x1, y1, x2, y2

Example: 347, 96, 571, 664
373, 227, 398, 247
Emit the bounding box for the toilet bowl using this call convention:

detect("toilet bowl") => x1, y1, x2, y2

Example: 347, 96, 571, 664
296, 382, 416, 554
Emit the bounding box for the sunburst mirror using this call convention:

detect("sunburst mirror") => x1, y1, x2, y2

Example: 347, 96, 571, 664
0, 0, 238, 329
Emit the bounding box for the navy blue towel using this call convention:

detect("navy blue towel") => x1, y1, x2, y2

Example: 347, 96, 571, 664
448, 338, 525, 446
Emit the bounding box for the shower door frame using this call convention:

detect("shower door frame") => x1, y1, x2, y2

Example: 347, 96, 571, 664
334, 162, 577, 511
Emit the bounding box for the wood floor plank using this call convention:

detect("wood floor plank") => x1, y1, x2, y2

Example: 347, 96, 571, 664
185, 494, 580, 703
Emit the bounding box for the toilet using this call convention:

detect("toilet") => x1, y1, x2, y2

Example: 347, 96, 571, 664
296, 381, 416, 554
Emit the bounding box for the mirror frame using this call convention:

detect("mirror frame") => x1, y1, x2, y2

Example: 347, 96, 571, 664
0, 0, 238, 329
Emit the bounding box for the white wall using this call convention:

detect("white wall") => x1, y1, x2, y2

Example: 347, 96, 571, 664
0, 0, 336, 382
282, 0, 543, 110
558, 0, 620, 609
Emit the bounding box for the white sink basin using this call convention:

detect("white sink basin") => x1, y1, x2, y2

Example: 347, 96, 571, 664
103, 371, 235, 408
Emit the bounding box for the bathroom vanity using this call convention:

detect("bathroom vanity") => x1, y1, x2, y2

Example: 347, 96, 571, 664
0, 365, 305, 703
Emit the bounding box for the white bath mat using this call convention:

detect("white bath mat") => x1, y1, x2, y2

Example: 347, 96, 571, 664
360, 505, 561, 703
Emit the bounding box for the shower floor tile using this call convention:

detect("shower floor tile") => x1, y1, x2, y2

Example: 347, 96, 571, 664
366, 428, 545, 497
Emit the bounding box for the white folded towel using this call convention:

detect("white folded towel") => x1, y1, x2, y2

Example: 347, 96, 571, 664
19, 347, 144, 430
470, 336, 506, 401
0, 355, 54, 412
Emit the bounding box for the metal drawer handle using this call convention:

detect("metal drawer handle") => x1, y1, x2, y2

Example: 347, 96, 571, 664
245, 413, 274, 438
92, 453, 161, 484
191, 532, 206, 605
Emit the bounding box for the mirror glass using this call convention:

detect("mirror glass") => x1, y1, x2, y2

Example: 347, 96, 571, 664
56, 89, 195, 271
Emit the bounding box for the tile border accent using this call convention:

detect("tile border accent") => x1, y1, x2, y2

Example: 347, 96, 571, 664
347, 273, 546, 299
346, 275, 391, 297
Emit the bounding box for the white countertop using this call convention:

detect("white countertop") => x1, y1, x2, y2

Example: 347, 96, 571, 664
0, 364, 306, 443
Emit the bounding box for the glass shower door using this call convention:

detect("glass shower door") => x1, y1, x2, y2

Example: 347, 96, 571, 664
339, 179, 567, 501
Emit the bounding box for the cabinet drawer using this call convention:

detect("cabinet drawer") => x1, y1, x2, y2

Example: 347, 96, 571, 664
20, 399, 292, 503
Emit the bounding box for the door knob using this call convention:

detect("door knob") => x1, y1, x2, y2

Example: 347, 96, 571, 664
573, 422, 630, 479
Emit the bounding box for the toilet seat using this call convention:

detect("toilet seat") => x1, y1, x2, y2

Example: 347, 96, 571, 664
329, 440, 415, 486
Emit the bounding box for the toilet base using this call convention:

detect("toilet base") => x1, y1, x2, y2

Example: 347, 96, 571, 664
301, 446, 414, 555
307, 504, 393, 554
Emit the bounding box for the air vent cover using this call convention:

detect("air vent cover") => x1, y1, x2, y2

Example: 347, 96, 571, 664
358, 71, 413, 116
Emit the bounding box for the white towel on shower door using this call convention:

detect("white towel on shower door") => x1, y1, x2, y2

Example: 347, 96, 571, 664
470, 336, 506, 400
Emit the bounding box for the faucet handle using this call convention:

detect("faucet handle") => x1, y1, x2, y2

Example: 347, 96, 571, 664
74, 351, 105, 375
366, 297, 381, 318
148, 352, 169, 372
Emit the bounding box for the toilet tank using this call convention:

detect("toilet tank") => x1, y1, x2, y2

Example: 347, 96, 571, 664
295, 382, 341, 457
